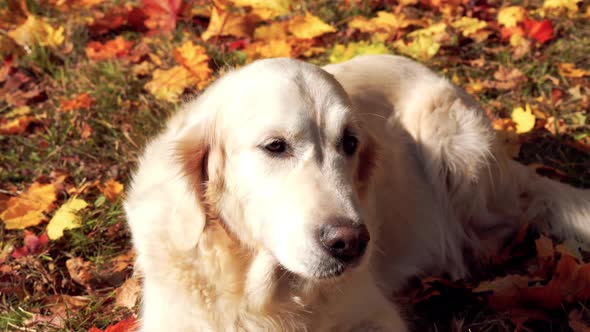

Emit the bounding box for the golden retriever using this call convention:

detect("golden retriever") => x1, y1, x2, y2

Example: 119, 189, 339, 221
124, 55, 590, 331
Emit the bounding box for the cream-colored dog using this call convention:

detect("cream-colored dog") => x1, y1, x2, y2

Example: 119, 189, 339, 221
124, 55, 590, 331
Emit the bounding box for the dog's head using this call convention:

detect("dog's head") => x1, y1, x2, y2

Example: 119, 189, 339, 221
175, 58, 378, 280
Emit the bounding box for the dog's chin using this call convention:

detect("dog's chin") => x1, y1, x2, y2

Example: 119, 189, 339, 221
284, 258, 364, 281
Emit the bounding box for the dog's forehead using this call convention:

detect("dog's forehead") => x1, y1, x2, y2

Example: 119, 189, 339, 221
225, 61, 352, 134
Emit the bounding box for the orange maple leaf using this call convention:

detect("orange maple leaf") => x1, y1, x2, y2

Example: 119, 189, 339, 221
99, 179, 124, 203
60, 93, 94, 112
142, 0, 183, 34
85, 36, 134, 61
0, 116, 33, 135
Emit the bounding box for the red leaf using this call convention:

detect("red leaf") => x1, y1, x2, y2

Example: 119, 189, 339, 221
141, 0, 183, 34
89, 316, 138, 332
523, 18, 554, 44
11, 231, 49, 258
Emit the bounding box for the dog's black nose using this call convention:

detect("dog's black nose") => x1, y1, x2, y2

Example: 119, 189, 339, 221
319, 220, 370, 263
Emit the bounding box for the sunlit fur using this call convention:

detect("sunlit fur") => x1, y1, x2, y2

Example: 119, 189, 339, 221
125, 55, 590, 331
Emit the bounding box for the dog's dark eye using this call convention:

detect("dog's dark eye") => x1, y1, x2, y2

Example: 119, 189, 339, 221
264, 139, 288, 155
342, 130, 358, 156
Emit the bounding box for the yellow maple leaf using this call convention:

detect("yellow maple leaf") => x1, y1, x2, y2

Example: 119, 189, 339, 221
47, 198, 89, 240
451, 17, 488, 38
99, 179, 124, 203
254, 21, 288, 40
145, 66, 199, 103
348, 11, 416, 41
394, 34, 440, 61
543, 0, 581, 12
0, 182, 56, 230
288, 12, 336, 39
173, 41, 212, 88
329, 41, 390, 64
498, 6, 526, 28
230, 0, 291, 20
408, 22, 448, 39
244, 39, 292, 62
511, 104, 536, 134
558, 63, 590, 78
7, 16, 64, 48
201, 7, 258, 41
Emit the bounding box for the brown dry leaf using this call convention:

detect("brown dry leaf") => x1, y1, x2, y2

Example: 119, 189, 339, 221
253, 21, 288, 40
99, 179, 124, 202
473, 274, 533, 309
201, 7, 258, 41
60, 93, 93, 112
535, 235, 555, 268
287, 11, 335, 39
144, 66, 197, 102
569, 309, 590, 332
0, 182, 56, 229
545, 116, 568, 135
348, 11, 417, 41
483, 66, 527, 90
66, 257, 93, 288
85, 36, 134, 61
115, 276, 141, 309
110, 250, 135, 273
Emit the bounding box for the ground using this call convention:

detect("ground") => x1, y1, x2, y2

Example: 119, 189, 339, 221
1, 0, 589, 331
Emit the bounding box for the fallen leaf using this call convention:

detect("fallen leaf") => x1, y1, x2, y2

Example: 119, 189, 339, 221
288, 12, 335, 39
7, 15, 64, 48
543, 0, 582, 13
99, 179, 124, 203
329, 41, 390, 64
244, 38, 292, 61
85, 36, 134, 61
394, 34, 440, 61
144, 66, 197, 102
511, 104, 536, 134
0, 116, 33, 135
201, 7, 258, 41
558, 63, 590, 78
89, 316, 138, 332
173, 41, 212, 89
142, 0, 182, 34
569, 308, 590, 332
46, 198, 89, 240
0, 182, 56, 229
115, 276, 141, 309
11, 231, 49, 258
498, 6, 526, 28
523, 18, 554, 44
66, 257, 93, 287
451, 16, 489, 41
535, 235, 555, 268
230, 0, 291, 20
348, 11, 413, 41
60, 93, 93, 112
483, 66, 527, 90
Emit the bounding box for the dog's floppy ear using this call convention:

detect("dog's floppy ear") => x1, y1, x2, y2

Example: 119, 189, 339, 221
171, 110, 225, 250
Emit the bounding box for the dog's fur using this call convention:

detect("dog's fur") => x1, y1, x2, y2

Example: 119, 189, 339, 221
125, 55, 590, 331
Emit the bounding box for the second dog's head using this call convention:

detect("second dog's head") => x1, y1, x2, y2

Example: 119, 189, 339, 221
175, 58, 378, 280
